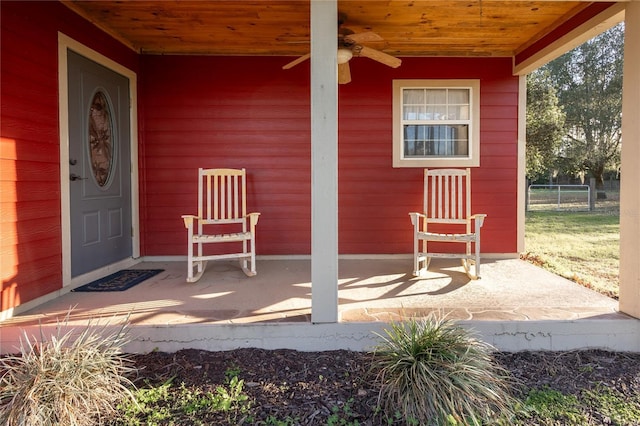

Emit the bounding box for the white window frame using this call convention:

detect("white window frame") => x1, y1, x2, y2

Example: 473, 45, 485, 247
392, 79, 480, 168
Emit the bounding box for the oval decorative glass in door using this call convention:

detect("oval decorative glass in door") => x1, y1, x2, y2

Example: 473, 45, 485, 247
88, 91, 115, 187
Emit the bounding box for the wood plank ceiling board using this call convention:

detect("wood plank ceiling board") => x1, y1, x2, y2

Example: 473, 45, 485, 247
60, 1, 602, 57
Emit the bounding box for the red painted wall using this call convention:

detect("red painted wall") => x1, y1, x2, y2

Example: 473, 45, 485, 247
140, 56, 313, 256
141, 55, 519, 257
0, 1, 139, 311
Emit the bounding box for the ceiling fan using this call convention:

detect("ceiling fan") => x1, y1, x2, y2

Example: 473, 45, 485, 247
282, 15, 402, 84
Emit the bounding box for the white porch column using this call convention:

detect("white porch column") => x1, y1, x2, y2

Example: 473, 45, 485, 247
310, 0, 339, 323
619, 2, 640, 319
517, 75, 527, 254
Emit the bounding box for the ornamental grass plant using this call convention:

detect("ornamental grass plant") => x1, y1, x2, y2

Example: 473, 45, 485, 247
0, 314, 137, 426
371, 315, 516, 425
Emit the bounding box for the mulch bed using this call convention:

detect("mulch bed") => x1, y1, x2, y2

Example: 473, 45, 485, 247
122, 348, 640, 425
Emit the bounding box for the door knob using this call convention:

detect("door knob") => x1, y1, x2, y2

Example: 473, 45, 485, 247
70, 173, 87, 181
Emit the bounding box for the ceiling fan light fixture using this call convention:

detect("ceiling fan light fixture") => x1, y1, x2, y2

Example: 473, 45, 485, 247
337, 48, 353, 64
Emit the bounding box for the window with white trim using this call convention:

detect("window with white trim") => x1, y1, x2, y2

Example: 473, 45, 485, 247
393, 79, 480, 167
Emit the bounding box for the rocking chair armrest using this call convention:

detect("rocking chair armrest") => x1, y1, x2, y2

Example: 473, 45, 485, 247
470, 213, 487, 227
409, 212, 426, 227
246, 212, 261, 227
181, 214, 200, 229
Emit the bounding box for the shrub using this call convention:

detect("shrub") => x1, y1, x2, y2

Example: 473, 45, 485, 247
0, 315, 137, 426
370, 315, 516, 425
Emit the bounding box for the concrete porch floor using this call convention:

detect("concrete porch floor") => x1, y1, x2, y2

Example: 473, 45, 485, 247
1, 258, 636, 353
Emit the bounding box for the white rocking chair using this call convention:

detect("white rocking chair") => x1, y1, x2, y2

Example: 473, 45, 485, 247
409, 168, 487, 280
182, 168, 260, 283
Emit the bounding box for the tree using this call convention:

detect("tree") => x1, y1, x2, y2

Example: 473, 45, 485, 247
543, 23, 624, 192
526, 69, 566, 182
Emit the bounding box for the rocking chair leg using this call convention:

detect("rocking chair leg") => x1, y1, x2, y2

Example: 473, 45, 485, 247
186, 260, 193, 282
475, 238, 481, 278
461, 245, 480, 280
240, 258, 256, 277
239, 239, 257, 277
186, 239, 205, 283
188, 261, 207, 283
250, 249, 256, 275
461, 259, 479, 280
413, 237, 430, 277
186, 239, 194, 282
413, 256, 420, 277
412, 236, 419, 276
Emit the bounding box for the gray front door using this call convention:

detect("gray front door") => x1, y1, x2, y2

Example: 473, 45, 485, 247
68, 50, 132, 277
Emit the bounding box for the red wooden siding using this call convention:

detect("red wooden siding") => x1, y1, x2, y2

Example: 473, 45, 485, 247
0, 1, 139, 311
140, 55, 313, 256
141, 56, 519, 257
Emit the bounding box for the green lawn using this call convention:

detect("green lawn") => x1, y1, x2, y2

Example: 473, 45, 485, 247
524, 204, 620, 299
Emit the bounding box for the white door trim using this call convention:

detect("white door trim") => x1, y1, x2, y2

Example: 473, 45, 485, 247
58, 32, 140, 287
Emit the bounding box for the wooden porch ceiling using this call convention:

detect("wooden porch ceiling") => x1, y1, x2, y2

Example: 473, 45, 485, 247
62, 1, 612, 58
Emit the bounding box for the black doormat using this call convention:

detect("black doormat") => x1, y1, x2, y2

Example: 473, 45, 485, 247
72, 269, 164, 292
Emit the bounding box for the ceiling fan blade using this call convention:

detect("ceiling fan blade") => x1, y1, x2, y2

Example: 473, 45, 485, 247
358, 45, 402, 68
282, 53, 311, 70
344, 31, 384, 44
338, 62, 351, 84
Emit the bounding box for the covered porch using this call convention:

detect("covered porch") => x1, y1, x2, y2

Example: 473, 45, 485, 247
2, 258, 635, 354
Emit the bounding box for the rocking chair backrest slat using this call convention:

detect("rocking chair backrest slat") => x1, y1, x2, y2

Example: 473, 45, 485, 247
198, 168, 247, 224
214, 174, 219, 220
424, 168, 471, 224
